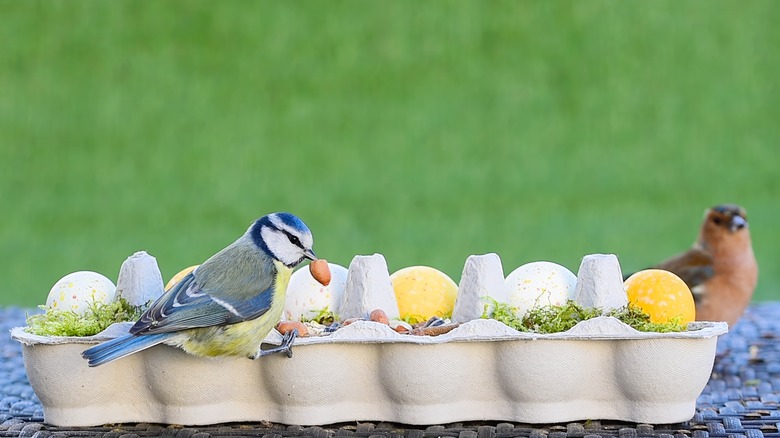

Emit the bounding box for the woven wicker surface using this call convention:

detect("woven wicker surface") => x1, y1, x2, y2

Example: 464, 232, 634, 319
2, 303, 779, 438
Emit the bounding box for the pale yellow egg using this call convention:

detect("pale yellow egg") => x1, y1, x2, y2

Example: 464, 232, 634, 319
390, 266, 458, 324
624, 269, 695, 325
165, 265, 199, 291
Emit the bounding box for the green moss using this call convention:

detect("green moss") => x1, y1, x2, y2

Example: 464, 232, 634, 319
301, 307, 339, 325
25, 298, 144, 337
523, 301, 604, 333
400, 314, 424, 325
606, 305, 685, 333
484, 298, 527, 331
401, 311, 452, 326
482, 299, 685, 334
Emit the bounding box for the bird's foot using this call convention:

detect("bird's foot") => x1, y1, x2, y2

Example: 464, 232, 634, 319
252, 329, 297, 359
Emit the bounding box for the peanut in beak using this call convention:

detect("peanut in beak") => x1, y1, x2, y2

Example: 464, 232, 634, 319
309, 259, 332, 286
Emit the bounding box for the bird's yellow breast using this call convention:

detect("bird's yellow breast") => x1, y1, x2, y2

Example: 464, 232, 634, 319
177, 261, 293, 358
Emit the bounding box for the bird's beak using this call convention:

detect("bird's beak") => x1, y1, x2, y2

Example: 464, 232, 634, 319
303, 249, 317, 261
730, 215, 747, 232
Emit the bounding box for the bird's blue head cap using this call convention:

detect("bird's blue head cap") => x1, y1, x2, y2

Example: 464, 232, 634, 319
251, 212, 316, 267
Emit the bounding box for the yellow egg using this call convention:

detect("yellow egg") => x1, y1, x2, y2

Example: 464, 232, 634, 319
624, 269, 695, 325
165, 265, 199, 291
390, 266, 458, 324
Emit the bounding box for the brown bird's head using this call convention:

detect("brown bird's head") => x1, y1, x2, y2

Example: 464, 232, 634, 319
705, 204, 749, 234
694, 204, 751, 254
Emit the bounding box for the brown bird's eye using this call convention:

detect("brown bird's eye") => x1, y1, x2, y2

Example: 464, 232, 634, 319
712, 217, 722, 225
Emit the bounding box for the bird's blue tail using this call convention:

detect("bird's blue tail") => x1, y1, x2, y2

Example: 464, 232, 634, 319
82, 333, 173, 367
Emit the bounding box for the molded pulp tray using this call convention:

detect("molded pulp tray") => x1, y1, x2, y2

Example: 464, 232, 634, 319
11, 317, 727, 427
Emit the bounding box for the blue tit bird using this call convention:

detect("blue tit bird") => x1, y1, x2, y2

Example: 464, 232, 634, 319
82, 212, 317, 367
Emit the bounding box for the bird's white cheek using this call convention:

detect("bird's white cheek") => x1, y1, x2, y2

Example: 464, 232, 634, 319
261, 227, 300, 265
261, 227, 283, 250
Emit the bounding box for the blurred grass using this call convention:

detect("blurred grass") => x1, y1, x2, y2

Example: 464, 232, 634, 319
1, 1, 778, 307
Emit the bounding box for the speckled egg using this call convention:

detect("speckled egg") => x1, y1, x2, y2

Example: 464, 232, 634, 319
505, 261, 577, 318
624, 269, 695, 325
46, 271, 117, 315
390, 266, 458, 324
284, 263, 348, 322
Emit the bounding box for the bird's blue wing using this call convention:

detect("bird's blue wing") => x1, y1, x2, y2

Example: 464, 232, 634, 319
130, 269, 274, 335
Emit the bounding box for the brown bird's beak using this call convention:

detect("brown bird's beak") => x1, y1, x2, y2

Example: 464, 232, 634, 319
730, 215, 747, 232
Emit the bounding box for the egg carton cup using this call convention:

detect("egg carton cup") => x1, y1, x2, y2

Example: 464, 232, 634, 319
11, 253, 728, 426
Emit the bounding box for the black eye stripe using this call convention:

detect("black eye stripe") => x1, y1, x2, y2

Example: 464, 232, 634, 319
282, 230, 303, 248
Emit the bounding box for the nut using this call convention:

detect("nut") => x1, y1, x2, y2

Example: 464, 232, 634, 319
276, 321, 309, 337
341, 317, 362, 327
394, 325, 410, 334
309, 259, 331, 286
369, 309, 390, 325
409, 323, 460, 337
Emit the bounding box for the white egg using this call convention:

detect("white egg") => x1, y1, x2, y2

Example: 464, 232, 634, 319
46, 271, 117, 315
505, 261, 577, 318
283, 263, 348, 322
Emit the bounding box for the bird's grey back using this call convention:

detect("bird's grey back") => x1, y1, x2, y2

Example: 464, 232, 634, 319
197, 234, 276, 301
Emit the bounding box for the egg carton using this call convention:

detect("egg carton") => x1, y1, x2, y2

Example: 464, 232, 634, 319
11, 253, 728, 427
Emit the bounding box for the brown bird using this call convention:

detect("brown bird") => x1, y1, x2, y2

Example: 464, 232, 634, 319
637, 204, 758, 327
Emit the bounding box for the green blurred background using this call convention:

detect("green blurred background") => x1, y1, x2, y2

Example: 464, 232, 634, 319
1, 1, 778, 307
